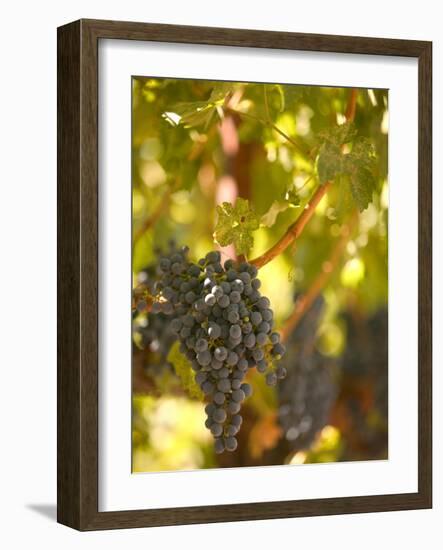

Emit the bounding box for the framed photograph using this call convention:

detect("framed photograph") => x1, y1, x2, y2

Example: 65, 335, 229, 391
57, 19, 432, 530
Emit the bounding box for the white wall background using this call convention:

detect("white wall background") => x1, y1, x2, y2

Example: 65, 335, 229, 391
0, 1, 440, 547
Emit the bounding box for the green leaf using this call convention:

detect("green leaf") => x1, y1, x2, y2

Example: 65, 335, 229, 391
165, 84, 232, 130
317, 128, 377, 211
167, 341, 204, 400
208, 82, 233, 102
214, 198, 260, 256
344, 137, 377, 211
350, 166, 376, 211
169, 101, 217, 128
317, 142, 342, 184
319, 122, 357, 146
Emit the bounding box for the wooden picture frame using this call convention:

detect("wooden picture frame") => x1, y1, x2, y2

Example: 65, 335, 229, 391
57, 18, 432, 530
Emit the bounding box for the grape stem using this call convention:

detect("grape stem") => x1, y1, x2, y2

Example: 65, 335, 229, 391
279, 211, 358, 342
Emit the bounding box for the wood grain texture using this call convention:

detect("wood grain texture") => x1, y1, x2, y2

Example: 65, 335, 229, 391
57, 20, 81, 528
57, 19, 432, 531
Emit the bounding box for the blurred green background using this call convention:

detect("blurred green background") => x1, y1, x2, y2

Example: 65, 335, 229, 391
131, 78, 388, 472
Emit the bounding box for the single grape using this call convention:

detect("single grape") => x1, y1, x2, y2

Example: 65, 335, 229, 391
258, 321, 271, 334
206, 251, 221, 263
231, 414, 243, 427
257, 297, 270, 309
232, 389, 246, 403
224, 436, 238, 451
195, 338, 208, 352
276, 365, 287, 379
225, 424, 239, 436
250, 311, 262, 326
213, 408, 227, 423
204, 294, 216, 306
227, 401, 241, 414
238, 272, 251, 284
227, 310, 240, 324
208, 323, 221, 339
214, 347, 228, 362
252, 278, 261, 290
214, 392, 225, 405
226, 351, 239, 366
217, 295, 230, 308
229, 325, 242, 339
244, 333, 256, 348
262, 309, 273, 322
211, 358, 223, 370
256, 332, 267, 346
210, 423, 223, 437
266, 372, 278, 386
196, 350, 211, 366
202, 381, 215, 395
214, 438, 225, 454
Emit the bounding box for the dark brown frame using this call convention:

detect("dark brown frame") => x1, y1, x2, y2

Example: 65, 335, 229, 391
57, 18, 432, 531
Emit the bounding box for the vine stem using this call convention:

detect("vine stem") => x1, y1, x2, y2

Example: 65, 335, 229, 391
345, 88, 358, 122
133, 189, 171, 245
250, 181, 331, 268
279, 212, 358, 342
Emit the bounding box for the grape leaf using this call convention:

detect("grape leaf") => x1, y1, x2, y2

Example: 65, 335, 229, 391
350, 165, 376, 211
167, 341, 204, 400
344, 137, 377, 211
350, 136, 376, 164
165, 83, 232, 129
319, 122, 357, 146
317, 142, 343, 184
214, 198, 260, 256
168, 101, 217, 129
317, 128, 377, 211
317, 123, 358, 184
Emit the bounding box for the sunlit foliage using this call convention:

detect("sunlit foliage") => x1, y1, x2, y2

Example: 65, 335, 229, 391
132, 78, 388, 471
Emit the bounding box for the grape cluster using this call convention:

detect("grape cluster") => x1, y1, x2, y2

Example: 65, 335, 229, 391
132, 243, 180, 368
341, 308, 388, 424
153, 247, 286, 453
278, 297, 337, 451
133, 310, 176, 361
